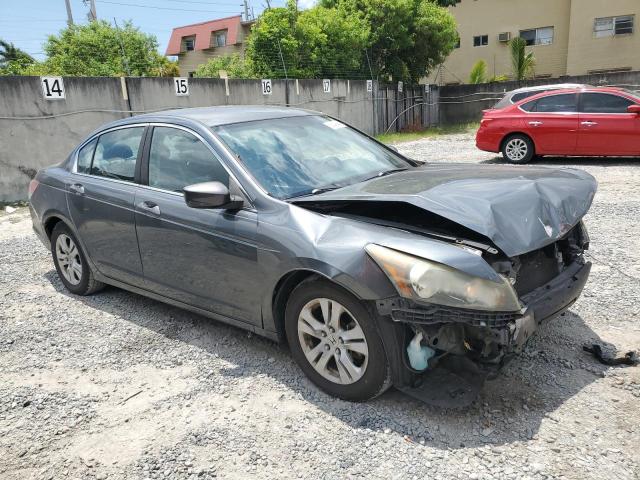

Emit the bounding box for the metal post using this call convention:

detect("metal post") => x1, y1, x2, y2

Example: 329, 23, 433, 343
113, 18, 131, 77
64, 0, 74, 26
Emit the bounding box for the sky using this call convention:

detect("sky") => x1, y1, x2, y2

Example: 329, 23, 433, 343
0, 0, 308, 60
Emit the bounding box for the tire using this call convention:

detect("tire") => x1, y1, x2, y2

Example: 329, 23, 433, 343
501, 134, 535, 164
285, 278, 391, 402
50, 222, 104, 296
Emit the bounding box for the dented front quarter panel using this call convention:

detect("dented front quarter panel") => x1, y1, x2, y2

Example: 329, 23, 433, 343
293, 164, 598, 257
256, 201, 504, 330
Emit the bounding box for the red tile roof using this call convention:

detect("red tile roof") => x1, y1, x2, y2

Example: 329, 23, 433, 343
165, 15, 244, 55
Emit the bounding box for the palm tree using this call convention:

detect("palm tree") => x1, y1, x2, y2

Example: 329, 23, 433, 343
510, 37, 535, 80
468, 60, 487, 84
0, 39, 34, 68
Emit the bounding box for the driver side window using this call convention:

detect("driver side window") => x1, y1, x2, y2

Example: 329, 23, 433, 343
148, 127, 229, 192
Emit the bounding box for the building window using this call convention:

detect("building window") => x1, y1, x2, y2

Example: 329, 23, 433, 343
594, 15, 634, 37
213, 30, 227, 47
182, 36, 195, 52
520, 26, 554, 46
473, 35, 488, 47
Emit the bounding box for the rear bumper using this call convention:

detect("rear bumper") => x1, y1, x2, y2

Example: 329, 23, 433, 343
475, 130, 502, 153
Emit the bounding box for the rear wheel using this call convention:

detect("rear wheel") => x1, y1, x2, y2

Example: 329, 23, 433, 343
285, 278, 391, 401
51, 223, 104, 296
502, 134, 535, 164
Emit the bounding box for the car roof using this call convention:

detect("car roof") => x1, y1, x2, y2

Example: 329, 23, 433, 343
509, 83, 590, 94
134, 105, 315, 127
516, 85, 639, 102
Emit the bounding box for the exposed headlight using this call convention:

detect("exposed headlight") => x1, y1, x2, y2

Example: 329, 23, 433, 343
365, 244, 521, 312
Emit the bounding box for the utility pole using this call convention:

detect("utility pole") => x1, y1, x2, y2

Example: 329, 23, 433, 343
113, 18, 131, 77
242, 0, 249, 21
64, 0, 74, 26
88, 0, 97, 21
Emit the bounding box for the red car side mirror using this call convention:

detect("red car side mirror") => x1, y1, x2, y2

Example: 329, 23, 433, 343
627, 104, 640, 114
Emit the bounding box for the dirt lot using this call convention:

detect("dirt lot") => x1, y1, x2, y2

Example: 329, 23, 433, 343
1, 132, 639, 480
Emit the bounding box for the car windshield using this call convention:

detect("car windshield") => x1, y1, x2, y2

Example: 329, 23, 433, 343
213, 115, 410, 199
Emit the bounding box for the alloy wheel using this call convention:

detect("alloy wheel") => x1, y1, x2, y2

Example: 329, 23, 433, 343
55, 234, 83, 286
297, 298, 369, 385
505, 138, 528, 161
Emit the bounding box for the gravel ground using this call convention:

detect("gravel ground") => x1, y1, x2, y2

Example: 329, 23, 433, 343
1, 132, 639, 480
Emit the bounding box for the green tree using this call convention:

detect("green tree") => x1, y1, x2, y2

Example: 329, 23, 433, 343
320, 0, 458, 82
0, 39, 36, 74
194, 53, 253, 78
21, 21, 168, 76
246, 0, 369, 79
468, 59, 487, 84
510, 36, 535, 80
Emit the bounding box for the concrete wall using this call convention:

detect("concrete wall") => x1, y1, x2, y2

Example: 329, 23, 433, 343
428, 0, 572, 85
567, 0, 640, 75
0, 76, 385, 202
0, 76, 130, 203
428, 0, 640, 85
438, 70, 640, 124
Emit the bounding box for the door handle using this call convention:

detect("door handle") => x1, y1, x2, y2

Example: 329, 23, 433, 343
581, 121, 598, 126
137, 200, 160, 216
69, 183, 85, 195
528, 121, 543, 126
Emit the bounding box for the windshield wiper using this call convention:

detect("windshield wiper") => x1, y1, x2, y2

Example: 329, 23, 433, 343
360, 167, 409, 183
286, 184, 342, 200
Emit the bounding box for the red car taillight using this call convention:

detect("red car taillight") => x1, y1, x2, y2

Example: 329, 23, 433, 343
28, 179, 39, 199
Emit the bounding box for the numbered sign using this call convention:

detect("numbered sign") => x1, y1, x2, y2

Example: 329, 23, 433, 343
397, 81, 403, 93
366, 80, 373, 93
41, 77, 65, 100
261, 79, 272, 95
174, 78, 189, 96
323, 79, 331, 93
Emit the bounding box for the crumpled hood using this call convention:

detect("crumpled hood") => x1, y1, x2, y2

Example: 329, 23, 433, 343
293, 164, 597, 257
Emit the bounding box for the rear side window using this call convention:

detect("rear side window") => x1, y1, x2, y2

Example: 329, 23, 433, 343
91, 127, 144, 182
522, 93, 578, 113
511, 91, 542, 103
77, 138, 97, 174
580, 93, 634, 113
148, 126, 229, 192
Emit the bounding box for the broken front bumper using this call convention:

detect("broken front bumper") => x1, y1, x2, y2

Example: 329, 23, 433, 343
377, 258, 591, 376
378, 258, 591, 405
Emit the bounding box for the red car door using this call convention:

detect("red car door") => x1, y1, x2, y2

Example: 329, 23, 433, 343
520, 93, 579, 155
577, 92, 640, 156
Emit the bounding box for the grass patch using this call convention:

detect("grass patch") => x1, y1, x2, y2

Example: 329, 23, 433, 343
376, 122, 479, 144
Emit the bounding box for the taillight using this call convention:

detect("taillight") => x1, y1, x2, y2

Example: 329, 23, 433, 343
480, 118, 493, 126
28, 179, 39, 199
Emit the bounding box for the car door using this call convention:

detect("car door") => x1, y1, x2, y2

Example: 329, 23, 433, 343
134, 125, 261, 326
520, 93, 579, 155
577, 92, 640, 155
67, 125, 146, 285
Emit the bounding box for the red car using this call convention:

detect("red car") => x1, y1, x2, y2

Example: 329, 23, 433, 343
476, 86, 640, 163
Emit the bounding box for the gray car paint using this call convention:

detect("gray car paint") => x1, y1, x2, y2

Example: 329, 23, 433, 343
293, 164, 597, 257
30, 106, 596, 340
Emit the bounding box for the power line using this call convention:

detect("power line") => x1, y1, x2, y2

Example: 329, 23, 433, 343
96, 0, 244, 14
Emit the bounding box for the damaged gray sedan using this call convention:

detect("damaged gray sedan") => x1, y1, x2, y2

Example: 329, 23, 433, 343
29, 107, 597, 402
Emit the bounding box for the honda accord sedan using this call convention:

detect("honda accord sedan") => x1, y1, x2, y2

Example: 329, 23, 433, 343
29, 106, 597, 402
477, 86, 640, 163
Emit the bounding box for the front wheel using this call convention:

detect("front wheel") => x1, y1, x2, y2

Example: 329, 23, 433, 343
502, 134, 535, 164
285, 278, 391, 402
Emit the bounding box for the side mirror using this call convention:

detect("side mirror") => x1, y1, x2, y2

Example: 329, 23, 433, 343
627, 104, 640, 114
183, 181, 244, 210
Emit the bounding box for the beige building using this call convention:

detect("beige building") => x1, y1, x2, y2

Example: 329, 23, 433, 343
429, 0, 640, 85
166, 15, 254, 77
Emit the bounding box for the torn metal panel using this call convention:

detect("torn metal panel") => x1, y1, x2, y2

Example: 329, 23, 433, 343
293, 163, 597, 257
